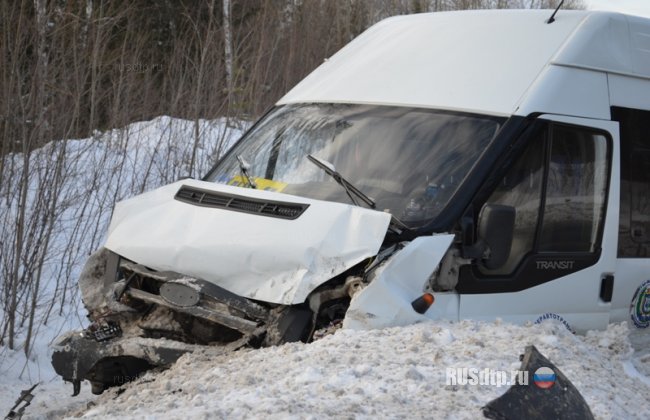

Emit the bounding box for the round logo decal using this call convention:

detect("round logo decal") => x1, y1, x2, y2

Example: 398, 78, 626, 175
630, 280, 650, 329
533, 367, 556, 389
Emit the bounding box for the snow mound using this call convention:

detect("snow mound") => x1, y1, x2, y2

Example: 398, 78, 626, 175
37, 320, 649, 419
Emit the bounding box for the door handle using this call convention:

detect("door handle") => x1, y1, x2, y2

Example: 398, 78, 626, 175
600, 275, 614, 303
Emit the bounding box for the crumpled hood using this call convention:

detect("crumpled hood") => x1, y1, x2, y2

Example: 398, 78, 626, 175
104, 179, 391, 305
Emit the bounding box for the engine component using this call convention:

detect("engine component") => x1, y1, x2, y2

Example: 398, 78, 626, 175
160, 282, 200, 307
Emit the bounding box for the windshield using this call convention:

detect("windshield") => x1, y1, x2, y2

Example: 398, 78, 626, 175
206, 104, 503, 227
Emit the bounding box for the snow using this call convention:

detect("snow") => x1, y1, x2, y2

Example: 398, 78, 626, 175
622, 360, 650, 388
0, 311, 94, 419
171, 277, 203, 292
2, 320, 645, 419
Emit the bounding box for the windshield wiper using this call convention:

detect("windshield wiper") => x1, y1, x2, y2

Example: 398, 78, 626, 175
307, 155, 374, 208
236, 155, 257, 189
307, 154, 409, 234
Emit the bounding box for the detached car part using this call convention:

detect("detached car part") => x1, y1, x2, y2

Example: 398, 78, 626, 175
483, 345, 594, 420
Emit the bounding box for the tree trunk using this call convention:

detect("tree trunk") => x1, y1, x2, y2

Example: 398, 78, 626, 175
223, 0, 233, 111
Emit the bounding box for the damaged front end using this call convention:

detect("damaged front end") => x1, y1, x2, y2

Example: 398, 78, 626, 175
51, 248, 257, 395
52, 180, 396, 395
52, 247, 343, 395
52, 102, 496, 394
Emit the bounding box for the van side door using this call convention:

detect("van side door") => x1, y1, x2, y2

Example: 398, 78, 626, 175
457, 115, 619, 333
611, 106, 650, 334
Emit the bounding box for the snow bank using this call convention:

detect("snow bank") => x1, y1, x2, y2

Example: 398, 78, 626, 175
25, 320, 646, 419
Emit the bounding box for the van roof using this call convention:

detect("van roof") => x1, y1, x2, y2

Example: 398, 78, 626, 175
277, 9, 650, 116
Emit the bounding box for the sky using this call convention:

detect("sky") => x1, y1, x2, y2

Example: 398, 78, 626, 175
585, 0, 650, 17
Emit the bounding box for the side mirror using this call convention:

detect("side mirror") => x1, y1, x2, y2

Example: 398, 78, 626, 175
477, 204, 515, 269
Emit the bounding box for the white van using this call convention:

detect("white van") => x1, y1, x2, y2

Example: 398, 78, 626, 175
53, 9, 650, 393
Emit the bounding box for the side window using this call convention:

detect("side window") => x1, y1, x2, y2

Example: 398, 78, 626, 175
612, 107, 650, 258
481, 121, 609, 276
539, 127, 609, 253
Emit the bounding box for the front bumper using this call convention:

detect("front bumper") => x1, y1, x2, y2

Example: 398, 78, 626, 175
51, 332, 196, 395
53, 250, 316, 395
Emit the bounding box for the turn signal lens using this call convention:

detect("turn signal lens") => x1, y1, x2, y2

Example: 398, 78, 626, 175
411, 293, 435, 314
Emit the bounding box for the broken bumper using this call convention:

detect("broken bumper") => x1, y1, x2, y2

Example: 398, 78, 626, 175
52, 249, 318, 395
51, 332, 196, 395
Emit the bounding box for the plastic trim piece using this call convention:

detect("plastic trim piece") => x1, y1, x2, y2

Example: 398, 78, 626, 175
174, 185, 309, 220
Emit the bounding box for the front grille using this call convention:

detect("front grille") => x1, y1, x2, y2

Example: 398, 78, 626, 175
174, 185, 309, 220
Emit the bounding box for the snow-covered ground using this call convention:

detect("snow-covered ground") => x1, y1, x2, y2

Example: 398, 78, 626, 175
6, 320, 649, 419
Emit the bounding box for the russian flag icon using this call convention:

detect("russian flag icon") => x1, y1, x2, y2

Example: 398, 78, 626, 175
533, 367, 556, 389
